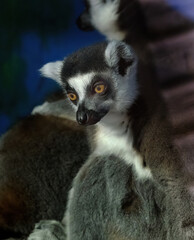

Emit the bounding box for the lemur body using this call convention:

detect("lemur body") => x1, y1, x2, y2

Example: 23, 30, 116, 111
28, 41, 194, 240
0, 99, 89, 239
92, 111, 151, 179
39, 41, 151, 180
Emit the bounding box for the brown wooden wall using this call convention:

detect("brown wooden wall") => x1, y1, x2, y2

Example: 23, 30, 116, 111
138, 0, 194, 175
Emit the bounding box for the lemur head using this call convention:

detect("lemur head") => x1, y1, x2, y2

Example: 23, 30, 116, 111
40, 41, 138, 125
77, 0, 126, 41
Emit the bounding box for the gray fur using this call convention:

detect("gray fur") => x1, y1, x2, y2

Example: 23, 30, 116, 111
28, 152, 194, 240
41, 41, 138, 119
2, 2, 193, 239
32, 99, 76, 122
65, 152, 193, 240
39, 41, 147, 179
28, 42, 194, 240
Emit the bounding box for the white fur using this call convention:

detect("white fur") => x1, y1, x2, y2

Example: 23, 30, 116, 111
28, 220, 64, 240
40, 61, 63, 85
105, 41, 139, 111
65, 43, 146, 178
94, 111, 152, 180
67, 68, 138, 113
32, 102, 56, 115
28, 229, 55, 240
68, 72, 95, 102
31, 100, 76, 122
90, 0, 126, 41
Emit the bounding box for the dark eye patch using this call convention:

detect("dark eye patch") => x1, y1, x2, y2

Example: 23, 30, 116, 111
89, 76, 107, 94
93, 81, 107, 95
86, 75, 115, 100
65, 84, 79, 105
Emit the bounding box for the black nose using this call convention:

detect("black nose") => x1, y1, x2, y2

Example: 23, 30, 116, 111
76, 12, 94, 32
76, 111, 88, 125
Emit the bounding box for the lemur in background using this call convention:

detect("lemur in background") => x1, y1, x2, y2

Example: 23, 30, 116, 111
0, 98, 89, 239
28, 41, 194, 240
77, 0, 148, 58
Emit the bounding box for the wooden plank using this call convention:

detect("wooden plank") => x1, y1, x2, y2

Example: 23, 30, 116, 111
139, 0, 194, 37
137, 0, 194, 174
174, 132, 194, 176
148, 29, 194, 84
162, 80, 194, 134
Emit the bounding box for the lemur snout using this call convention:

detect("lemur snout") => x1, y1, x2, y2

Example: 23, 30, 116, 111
77, 110, 88, 125
76, 12, 94, 32
76, 107, 103, 126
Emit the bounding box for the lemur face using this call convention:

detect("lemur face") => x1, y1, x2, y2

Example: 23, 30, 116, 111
64, 72, 116, 125
77, 0, 126, 41
40, 41, 138, 126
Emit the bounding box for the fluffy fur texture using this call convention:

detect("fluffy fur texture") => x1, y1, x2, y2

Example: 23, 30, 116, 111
40, 61, 64, 85
2, 1, 194, 239
28, 151, 194, 240
28, 41, 194, 240
39, 41, 150, 180
89, 0, 126, 41
77, 0, 147, 57
0, 99, 89, 239
32, 99, 76, 121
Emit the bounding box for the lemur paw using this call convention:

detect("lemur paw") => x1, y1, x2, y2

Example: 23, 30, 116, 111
27, 220, 66, 240
31, 102, 50, 115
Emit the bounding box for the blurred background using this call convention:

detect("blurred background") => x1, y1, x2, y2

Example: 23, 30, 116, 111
0, 0, 103, 136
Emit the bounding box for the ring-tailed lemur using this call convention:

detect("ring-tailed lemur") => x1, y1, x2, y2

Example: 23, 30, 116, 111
28, 41, 194, 240
38, 40, 151, 180
77, 0, 147, 57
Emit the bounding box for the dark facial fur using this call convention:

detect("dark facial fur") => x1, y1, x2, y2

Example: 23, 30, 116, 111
58, 41, 137, 126
61, 42, 108, 81
65, 73, 116, 125
60, 43, 111, 125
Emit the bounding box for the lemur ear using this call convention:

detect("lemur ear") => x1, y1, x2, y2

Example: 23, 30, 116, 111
105, 41, 135, 77
39, 60, 64, 85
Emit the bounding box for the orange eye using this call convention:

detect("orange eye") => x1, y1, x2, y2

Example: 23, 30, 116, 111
67, 93, 77, 101
94, 84, 105, 94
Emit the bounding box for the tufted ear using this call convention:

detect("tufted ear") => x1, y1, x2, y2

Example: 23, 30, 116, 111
105, 41, 136, 77
39, 60, 64, 85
